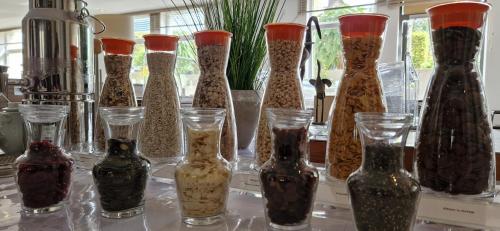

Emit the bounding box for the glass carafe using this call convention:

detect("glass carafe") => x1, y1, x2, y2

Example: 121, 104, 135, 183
14, 105, 74, 214
326, 14, 388, 181
348, 113, 420, 231
95, 38, 137, 151
175, 108, 232, 226
256, 23, 306, 167
416, 2, 495, 197
259, 108, 318, 230
92, 107, 150, 219
192, 30, 237, 163
139, 34, 182, 164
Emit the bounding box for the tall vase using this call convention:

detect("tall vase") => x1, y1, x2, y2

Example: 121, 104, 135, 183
192, 30, 237, 163
95, 38, 137, 152
139, 34, 182, 164
255, 23, 306, 167
232, 90, 260, 150
326, 14, 388, 181
416, 2, 495, 197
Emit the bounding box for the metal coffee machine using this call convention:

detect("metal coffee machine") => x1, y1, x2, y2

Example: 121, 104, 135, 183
21, 0, 104, 149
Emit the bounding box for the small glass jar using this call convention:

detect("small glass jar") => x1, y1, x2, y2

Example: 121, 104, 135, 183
416, 2, 495, 197
259, 108, 318, 230
192, 31, 237, 163
175, 108, 232, 226
139, 34, 183, 164
92, 107, 150, 219
255, 23, 306, 167
95, 38, 137, 151
326, 14, 388, 181
348, 113, 420, 231
14, 105, 74, 214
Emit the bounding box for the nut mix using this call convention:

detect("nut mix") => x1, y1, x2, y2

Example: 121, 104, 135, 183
139, 53, 182, 160
95, 55, 137, 150
192, 45, 237, 162
256, 40, 304, 166
416, 26, 494, 195
326, 36, 386, 180
175, 128, 231, 218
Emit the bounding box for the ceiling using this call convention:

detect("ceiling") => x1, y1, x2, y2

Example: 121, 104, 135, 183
0, 0, 183, 30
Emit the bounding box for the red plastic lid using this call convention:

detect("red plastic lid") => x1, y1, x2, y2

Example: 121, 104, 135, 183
264, 23, 306, 42
194, 30, 232, 47
144, 34, 179, 51
427, 1, 490, 30
339, 14, 388, 37
101, 38, 136, 55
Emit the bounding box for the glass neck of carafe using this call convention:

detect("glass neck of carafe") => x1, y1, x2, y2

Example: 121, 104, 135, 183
104, 54, 132, 78
146, 50, 177, 75
267, 108, 312, 165
100, 107, 144, 156
342, 35, 382, 70
196, 43, 229, 75
182, 108, 226, 162
355, 113, 412, 173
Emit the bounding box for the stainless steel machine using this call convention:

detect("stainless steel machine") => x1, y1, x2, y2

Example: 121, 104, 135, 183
21, 0, 104, 149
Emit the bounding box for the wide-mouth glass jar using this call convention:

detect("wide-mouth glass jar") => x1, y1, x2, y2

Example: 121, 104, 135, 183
14, 104, 74, 214
259, 108, 318, 230
175, 108, 232, 226
92, 107, 150, 219
348, 113, 420, 231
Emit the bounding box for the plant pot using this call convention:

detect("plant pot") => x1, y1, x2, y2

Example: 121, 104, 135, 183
232, 90, 261, 150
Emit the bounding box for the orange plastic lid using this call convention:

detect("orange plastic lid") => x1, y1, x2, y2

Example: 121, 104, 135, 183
70, 45, 78, 60
427, 1, 490, 30
339, 14, 388, 37
144, 34, 179, 51
101, 38, 136, 55
264, 23, 306, 41
194, 30, 232, 47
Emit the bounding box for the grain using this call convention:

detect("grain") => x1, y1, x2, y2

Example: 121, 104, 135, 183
326, 36, 386, 180
256, 40, 304, 166
175, 128, 231, 218
95, 55, 137, 150
139, 53, 182, 161
192, 45, 237, 162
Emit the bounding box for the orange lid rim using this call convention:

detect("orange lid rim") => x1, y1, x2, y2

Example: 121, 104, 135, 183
194, 30, 233, 37
427, 1, 491, 15
101, 37, 136, 46
338, 13, 389, 21
101, 38, 136, 55
264, 23, 306, 30
143, 34, 180, 40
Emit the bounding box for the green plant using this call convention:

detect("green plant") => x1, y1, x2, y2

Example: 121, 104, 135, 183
172, 0, 285, 90
411, 31, 433, 69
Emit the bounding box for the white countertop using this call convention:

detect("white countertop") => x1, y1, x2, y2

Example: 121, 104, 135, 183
0, 168, 492, 231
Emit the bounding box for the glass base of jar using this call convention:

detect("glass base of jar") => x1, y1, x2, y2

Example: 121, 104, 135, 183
182, 214, 224, 226
268, 222, 309, 230
147, 156, 182, 166
22, 202, 65, 215
421, 186, 495, 199
101, 205, 144, 219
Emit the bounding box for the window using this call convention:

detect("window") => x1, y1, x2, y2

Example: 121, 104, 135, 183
131, 15, 150, 98
305, 1, 374, 108
0, 29, 23, 80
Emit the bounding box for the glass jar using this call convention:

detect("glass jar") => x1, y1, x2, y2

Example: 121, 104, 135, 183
255, 23, 306, 167
92, 107, 150, 219
326, 14, 388, 181
14, 105, 74, 214
95, 38, 137, 151
348, 113, 420, 231
175, 108, 232, 226
139, 34, 182, 164
259, 108, 318, 230
416, 2, 495, 197
192, 30, 237, 163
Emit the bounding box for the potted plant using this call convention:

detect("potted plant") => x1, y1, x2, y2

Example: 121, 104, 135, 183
174, 0, 285, 150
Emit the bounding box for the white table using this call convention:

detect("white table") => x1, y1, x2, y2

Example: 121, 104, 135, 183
0, 169, 490, 231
